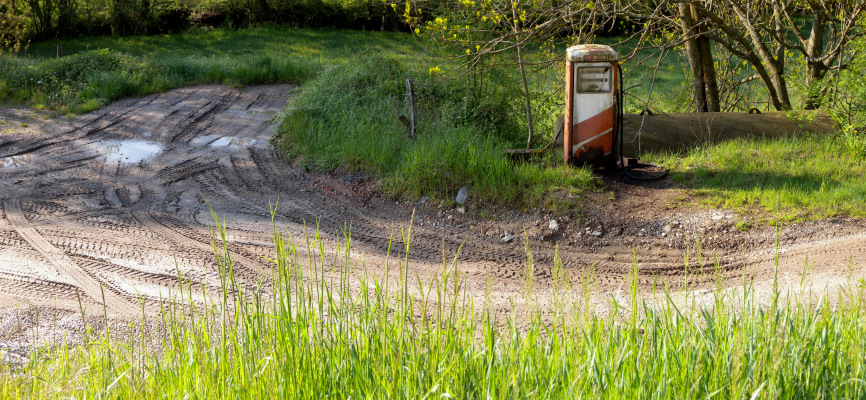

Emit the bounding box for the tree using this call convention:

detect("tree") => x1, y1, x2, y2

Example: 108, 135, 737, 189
406, 0, 865, 115
685, 0, 864, 110
56, 0, 73, 38
678, 3, 720, 111
0, 0, 29, 53
404, 0, 615, 146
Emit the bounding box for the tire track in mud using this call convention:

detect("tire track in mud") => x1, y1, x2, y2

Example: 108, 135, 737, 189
3, 199, 138, 313
0, 83, 862, 318
131, 210, 271, 277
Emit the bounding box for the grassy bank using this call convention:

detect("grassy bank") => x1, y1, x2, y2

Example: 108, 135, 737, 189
648, 132, 866, 222
2, 216, 865, 399
0, 28, 420, 113
274, 54, 597, 206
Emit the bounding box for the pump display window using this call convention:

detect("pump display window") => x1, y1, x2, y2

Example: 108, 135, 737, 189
575, 66, 612, 93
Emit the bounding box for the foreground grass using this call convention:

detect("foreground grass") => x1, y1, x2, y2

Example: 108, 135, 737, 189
648, 133, 866, 222
1, 215, 865, 399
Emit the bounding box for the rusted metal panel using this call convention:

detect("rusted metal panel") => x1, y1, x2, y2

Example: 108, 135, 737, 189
567, 44, 618, 63
571, 105, 615, 165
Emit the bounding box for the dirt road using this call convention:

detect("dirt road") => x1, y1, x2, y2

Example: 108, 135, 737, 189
0, 84, 863, 322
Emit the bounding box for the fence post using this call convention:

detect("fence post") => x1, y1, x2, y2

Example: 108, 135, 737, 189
405, 78, 416, 140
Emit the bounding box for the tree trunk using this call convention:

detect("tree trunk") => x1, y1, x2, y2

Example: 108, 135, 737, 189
693, 5, 720, 112
729, 2, 791, 110
679, 4, 707, 112
257, 0, 271, 23
679, 4, 720, 112
804, 10, 826, 109
28, 0, 53, 39
697, 36, 720, 112
517, 42, 534, 149
57, 0, 72, 38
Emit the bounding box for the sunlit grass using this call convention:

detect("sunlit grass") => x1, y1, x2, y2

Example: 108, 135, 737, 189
1, 211, 865, 399
274, 53, 599, 206
0, 27, 422, 113
25, 28, 422, 66
647, 133, 866, 222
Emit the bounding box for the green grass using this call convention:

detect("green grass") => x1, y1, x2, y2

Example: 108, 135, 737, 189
274, 53, 598, 206
0, 27, 422, 113
647, 133, 866, 221
2, 212, 865, 399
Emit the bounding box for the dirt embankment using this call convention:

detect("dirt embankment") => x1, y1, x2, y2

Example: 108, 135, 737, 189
0, 85, 863, 340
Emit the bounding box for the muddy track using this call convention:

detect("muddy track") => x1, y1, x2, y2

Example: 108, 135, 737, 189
0, 84, 864, 319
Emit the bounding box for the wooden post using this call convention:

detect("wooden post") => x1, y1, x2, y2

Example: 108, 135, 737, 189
57, 45, 62, 58
405, 78, 417, 140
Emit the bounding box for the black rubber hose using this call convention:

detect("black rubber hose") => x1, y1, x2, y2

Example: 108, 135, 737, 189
616, 63, 667, 181
616, 63, 625, 168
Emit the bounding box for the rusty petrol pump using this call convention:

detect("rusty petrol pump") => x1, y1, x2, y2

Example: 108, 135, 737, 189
563, 44, 620, 169
507, 43, 665, 179
563, 44, 666, 180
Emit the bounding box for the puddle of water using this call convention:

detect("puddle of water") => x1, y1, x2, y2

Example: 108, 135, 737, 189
211, 137, 256, 148
242, 109, 279, 117
0, 154, 32, 169
189, 134, 219, 147
101, 140, 163, 164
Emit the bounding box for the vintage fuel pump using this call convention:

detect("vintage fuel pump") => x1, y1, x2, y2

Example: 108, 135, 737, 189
563, 44, 665, 180
508, 43, 664, 179
563, 44, 620, 168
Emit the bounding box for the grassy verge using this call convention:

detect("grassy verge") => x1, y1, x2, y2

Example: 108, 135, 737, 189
647, 132, 866, 222
0, 27, 421, 113
2, 214, 865, 398
274, 54, 597, 206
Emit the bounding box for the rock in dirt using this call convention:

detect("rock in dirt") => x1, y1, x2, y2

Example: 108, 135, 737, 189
418, 196, 429, 205
502, 235, 516, 243
549, 219, 559, 231
663, 225, 672, 233
457, 206, 466, 214
456, 186, 469, 204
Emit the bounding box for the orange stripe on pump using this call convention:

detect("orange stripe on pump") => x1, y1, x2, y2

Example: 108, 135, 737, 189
563, 61, 574, 164
570, 105, 615, 166
573, 106, 614, 153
